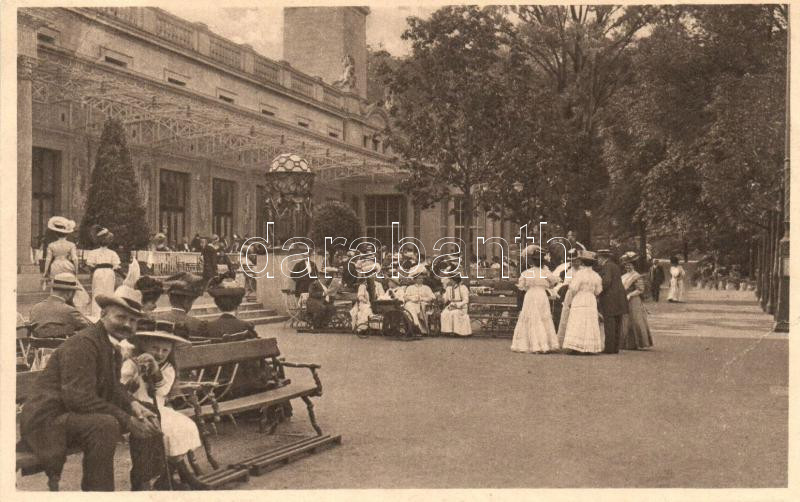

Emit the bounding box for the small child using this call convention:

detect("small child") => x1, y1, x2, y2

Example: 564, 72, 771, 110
120, 320, 206, 489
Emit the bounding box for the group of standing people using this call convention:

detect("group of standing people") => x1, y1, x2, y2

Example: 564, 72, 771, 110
511, 245, 653, 355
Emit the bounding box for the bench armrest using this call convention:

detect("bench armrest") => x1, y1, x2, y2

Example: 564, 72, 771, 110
173, 380, 218, 392
280, 361, 320, 370
279, 361, 323, 394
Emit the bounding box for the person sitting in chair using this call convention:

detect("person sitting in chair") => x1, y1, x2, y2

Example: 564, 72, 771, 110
154, 273, 207, 339
402, 264, 436, 335
29, 272, 91, 339
205, 274, 257, 340
306, 275, 337, 330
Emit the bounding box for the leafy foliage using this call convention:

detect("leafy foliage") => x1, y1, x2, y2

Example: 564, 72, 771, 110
383, 6, 534, 260
80, 119, 149, 250
310, 200, 362, 258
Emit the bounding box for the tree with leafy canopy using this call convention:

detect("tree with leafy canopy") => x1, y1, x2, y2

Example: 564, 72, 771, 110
633, 5, 787, 263
383, 6, 536, 263
504, 5, 661, 233
310, 200, 362, 264
80, 118, 149, 251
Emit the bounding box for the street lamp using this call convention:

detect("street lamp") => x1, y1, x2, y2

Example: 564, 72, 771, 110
264, 153, 315, 243
264, 153, 315, 217
584, 209, 593, 249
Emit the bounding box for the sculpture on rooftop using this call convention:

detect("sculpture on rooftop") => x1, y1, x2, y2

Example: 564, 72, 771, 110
333, 54, 356, 92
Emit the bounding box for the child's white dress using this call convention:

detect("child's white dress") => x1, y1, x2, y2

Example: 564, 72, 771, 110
120, 350, 202, 457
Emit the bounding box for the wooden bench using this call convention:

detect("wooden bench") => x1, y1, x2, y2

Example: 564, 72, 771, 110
171, 338, 341, 480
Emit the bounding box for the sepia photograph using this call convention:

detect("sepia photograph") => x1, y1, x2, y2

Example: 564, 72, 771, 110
5, 0, 794, 498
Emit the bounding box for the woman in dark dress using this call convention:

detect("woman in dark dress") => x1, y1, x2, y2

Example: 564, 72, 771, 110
619, 252, 654, 350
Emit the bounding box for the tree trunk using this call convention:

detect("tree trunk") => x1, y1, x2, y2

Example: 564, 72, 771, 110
682, 236, 689, 264
463, 190, 474, 277
769, 209, 783, 315
759, 231, 768, 309
638, 221, 648, 272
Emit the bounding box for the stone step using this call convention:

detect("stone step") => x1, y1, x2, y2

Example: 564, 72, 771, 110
153, 301, 266, 317
191, 308, 279, 322
191, 313, 289, 326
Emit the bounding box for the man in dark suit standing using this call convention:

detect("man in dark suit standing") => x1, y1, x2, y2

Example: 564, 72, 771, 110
201, 235, 220, 284
29, 272, 91, 338
649, 260, 665, 302
19, 289, 161, 491
596, 249, 629, 354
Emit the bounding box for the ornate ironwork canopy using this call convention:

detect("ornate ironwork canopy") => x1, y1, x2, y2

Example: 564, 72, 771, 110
30, 47, 399, 185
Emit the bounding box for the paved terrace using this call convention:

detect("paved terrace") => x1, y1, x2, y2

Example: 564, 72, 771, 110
17, 288, 788, 490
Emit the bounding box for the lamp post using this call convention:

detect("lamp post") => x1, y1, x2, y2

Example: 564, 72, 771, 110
264, 153, 315, 243
584, 209, 593, 249
774, 21, 790, 333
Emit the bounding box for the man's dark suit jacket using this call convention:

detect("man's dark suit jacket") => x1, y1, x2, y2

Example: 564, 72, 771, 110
29, 295, 91, 338
205, 313, 256, 339
19, 322, 133, 473
597, 260, 630, 316
202, 243, 219, 280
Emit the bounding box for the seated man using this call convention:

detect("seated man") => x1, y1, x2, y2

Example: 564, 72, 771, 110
290, 257, 318, 297
29, 272, 91, 339
306, 275, 337, 329
18, 288, 162, 491
155, 272, 207, 338
205, 275, 257, 339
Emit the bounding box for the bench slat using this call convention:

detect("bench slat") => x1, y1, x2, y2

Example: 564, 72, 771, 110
175, 337, 280, 370
178, 382, 318, 418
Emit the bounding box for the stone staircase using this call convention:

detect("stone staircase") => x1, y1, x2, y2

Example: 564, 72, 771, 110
16, 272, 287, 327
153, 300, 288, 326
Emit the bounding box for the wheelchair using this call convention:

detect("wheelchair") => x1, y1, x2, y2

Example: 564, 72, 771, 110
356, 299, 418, 339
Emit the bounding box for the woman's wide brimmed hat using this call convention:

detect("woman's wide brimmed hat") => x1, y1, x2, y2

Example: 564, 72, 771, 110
48, 216, 75, 234
620, 252, 639, 265
133, 319, 190, 345
408, 263, 428, 278
164, 272, 206, 298
355, 260, 381, 276
96, 286, 144, 316
91, 225, 114, 246
521, 244, 545, 257
207, 274, 245, 299
134, 276, 164, 297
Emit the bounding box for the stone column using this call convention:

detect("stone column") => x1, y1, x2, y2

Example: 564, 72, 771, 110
17, 11, 47, 273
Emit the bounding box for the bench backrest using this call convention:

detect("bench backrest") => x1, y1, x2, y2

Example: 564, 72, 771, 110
17, 370, 41, 404
174, 337, 280, 371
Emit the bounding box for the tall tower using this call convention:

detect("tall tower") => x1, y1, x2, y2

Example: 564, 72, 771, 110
283, 7, 369, 100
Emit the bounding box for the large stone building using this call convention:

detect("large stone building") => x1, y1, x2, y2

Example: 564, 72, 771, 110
17, 6, 515, 273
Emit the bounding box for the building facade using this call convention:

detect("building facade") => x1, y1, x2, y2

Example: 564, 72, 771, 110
17, 7, 516, 272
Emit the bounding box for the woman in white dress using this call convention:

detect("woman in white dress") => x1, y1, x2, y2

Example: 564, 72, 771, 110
42, 216, 79, 278
403, 264, 436, 335
350, 261, 385, 334
440, 274, 472, 337
511, 245, 560, 353
561, 251, 605, 354
667, 255, 686, 303
119, 320, 206, 489
86, 226, 121, 318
